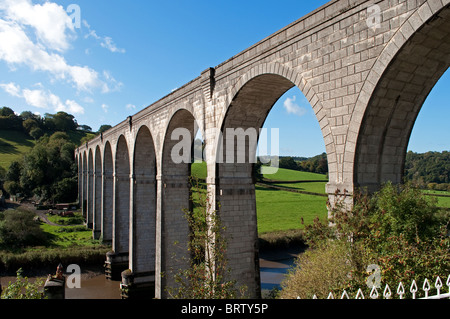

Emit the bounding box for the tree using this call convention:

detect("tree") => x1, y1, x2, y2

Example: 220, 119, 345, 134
98, 124, 112, 133
0, 209, 47, 247
5, 132, 78, 203
0, 106, 15, 117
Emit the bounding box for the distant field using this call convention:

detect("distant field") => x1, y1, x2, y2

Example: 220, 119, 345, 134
0, 129, 35, 171
256, 185, 328, 234
190, 162, 329, 234
263, 167, 328, 181
271, 181, 328, 194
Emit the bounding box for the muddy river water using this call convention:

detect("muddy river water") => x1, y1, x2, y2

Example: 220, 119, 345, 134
1, 247, 303, 299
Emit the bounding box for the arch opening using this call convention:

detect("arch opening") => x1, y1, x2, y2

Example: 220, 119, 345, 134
216, 72, 327, 297
102, 142, 113, 244
131, 125, 157, 282
160, 108, 200, 296
354, 6, 450, 193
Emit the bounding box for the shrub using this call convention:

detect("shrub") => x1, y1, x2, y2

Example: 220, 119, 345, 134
279, 241, 353, 299
280, 182, 450, 298
0, 209, 47, 248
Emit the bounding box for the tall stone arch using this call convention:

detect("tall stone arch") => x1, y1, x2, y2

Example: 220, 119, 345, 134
130, 125, 157, 294
108, 134, 131, 279
103, 141, 114, 244
93, 146, 102, 239
348, 2, 450, 193
159, 108, 199, 297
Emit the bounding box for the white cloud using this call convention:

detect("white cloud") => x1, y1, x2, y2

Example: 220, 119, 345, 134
1, 82, 84, 115
0, 0, 75, 52
101, 103, 109, 113
126, 103, 136, 110
0, 16, 100, 92
0, 82, 21, 97
0, 1, 120, 93
83, 19, 125, 53
283, 96, 307, 117
63, 99, 84, 114
101, 36, 125, 53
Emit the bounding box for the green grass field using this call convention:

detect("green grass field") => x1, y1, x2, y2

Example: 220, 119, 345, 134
0, 130, 35, 171
190, 162, 330, 235
255, 185, 328, 234
263, 167, 328, 181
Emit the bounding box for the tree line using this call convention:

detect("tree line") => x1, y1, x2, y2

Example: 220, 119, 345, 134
0, 106, 112, 140
278, 151, 450, 190
0, 106, 112, 204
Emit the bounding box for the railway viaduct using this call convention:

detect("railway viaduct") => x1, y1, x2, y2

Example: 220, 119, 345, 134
75, 0, 450, 298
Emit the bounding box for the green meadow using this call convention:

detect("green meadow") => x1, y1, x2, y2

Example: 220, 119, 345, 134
190, 162, 329, 236
0, 130, 35, 172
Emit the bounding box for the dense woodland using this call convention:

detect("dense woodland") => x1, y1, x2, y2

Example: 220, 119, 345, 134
0, 106, 110, 204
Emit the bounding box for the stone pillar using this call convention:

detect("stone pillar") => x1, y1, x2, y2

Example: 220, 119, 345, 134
105, 172, 130, 281
155, 174, 163, 299
44, 278, 65, 299
93, 171, 102, 239
125, 173, 156, 299
87, 168, 94, 229
102, 173, 114, 244
325, 181, 355, 218
159, 174, 190, 298
216, 176, 260, 299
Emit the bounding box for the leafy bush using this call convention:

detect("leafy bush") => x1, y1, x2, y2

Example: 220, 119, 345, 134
1, 268, 45, 299
0, 209, 47, 248
280, 182, 450, 298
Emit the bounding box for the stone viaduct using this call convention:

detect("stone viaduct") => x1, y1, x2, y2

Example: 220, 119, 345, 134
75, 0, 450, 298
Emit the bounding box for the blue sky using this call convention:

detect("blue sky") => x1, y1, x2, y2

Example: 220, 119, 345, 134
0, 0, 448, 157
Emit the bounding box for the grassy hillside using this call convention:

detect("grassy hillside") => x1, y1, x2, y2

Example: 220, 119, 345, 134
0, 130, 36, 172
0, 129, 95, 172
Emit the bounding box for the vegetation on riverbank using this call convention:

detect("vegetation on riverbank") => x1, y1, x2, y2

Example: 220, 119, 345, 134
280, 182, 450, 299
0, 207, 109, 274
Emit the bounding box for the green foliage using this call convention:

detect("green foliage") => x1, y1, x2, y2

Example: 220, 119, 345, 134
0, 209, 47, 248
167, 177, 246, 299
405, 151, 450, 185
1, 268, 45, 299
280, 182, 450, 299
5, 132, 78, 203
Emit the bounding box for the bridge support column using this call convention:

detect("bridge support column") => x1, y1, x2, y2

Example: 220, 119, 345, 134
159, 174, 191, 298
93, 171, 102, 239
325, 182, 355, 217
216, 176, 261, 299
105, 172, 130, 281
125, 175, 156, 299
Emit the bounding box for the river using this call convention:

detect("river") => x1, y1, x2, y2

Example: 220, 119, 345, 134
0, 247, 303, 299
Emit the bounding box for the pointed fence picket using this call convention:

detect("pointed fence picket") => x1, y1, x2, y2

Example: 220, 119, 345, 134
304, 274, 450, 299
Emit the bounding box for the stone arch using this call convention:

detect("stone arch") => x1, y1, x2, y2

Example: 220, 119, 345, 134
160, 108, 198, 295
349, 2, 450, 193
131, 125, 157, 283
219, 62, 336, 181
217, 70, 306, 298
93, 146, 102, 239
102, 141, 114, 244
114, 135, 131, 255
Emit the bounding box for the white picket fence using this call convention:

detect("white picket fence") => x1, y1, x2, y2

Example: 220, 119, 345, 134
301, 274, 450, 299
